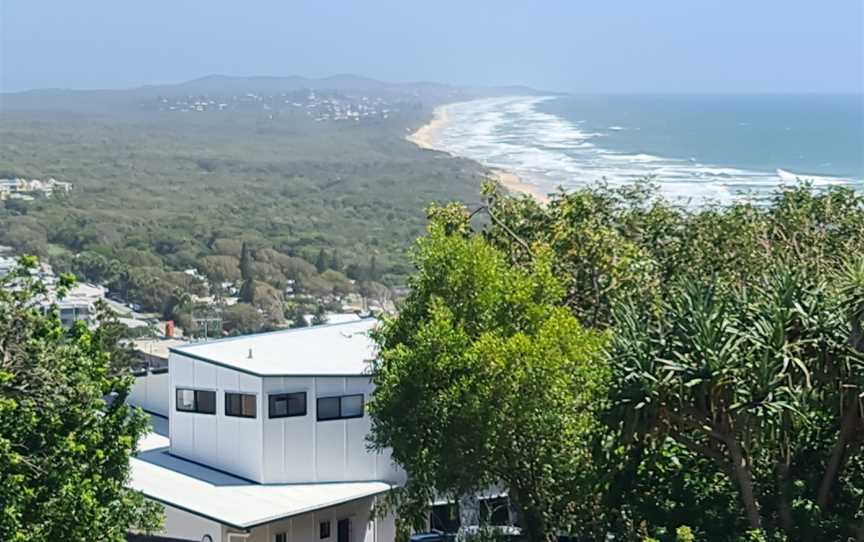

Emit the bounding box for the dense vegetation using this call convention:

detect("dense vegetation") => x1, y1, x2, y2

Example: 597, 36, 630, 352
0, 102, 485, 320
370, 182, 864, 541
0, 258, 161, 541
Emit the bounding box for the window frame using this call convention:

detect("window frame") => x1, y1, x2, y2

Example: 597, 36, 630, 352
268, 391, 308, 419
175, 388, 217, 415
316, 394, 364, 421
224, 391, 258, 419
319, 520, 331, 539
275, 533, 287, 542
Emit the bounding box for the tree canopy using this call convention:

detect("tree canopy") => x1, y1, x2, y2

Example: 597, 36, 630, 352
370, 182, 864, 541
369, 207, 609, 541
0, 258, 161, 541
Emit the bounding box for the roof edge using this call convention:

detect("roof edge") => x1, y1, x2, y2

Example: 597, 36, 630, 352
167, 347, 376, 378
137, 483, 394, 530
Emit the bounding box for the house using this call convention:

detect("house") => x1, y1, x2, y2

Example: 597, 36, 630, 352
130, 338, 189, 417
46, 282, 107, 327
129, 319, 404, 542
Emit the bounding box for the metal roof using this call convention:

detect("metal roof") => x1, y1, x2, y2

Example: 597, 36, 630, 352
131, 417, 391, 530
169, 319, 378, 377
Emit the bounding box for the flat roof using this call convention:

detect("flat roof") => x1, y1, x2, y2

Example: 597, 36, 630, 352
134, 338, 189, 361
132, 418, 391, 530
169, 319, 378, 377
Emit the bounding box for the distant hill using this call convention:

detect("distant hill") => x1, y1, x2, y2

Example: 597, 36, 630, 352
0, 74, 556, 113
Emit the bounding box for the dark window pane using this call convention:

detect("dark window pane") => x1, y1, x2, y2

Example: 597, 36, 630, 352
226, 392, 256, 418
317, 397, 340, 420
176, 389, 195, 412
270, 395, 288, 417
242, 394, 257, 417
340, 395, 363, 418
269, 392, 306, 418
196, 390, 216, 414
320, 521, 331, 539
287, 392, 306, 416
226, 393, 241, 416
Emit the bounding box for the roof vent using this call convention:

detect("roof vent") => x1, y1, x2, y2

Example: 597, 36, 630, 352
247, 348, 253, 359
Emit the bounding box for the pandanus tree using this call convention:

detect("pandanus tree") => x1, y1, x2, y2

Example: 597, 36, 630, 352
609, 259, 864, 539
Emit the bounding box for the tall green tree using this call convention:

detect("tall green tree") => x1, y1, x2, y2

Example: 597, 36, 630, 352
368, 253, 378, 282
0, 258, 162, 541
238, 241, 255, 304
328, 250, 343, 272
315, 248, 328, 274
368, 205, 610, 542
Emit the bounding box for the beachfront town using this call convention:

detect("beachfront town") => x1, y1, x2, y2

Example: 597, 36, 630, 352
0, 177, 72, 201
151, 90, 400, 123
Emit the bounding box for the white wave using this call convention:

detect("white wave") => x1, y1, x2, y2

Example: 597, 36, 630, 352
776, 168, 850, 186
602, 153, 667, 163
428, 96, 859, 206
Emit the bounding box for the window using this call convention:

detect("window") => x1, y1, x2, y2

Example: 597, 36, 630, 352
430, 502, 460, 532
175, 388, 216, 414
319, 520, 331, 539
269, 392, 307, 418
225, 392, 257, 418
275, 533, 287, 542
316, 394, 364, 421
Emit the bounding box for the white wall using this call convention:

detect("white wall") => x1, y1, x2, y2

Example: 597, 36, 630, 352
169, 352, 264, 482
261, 375, 403, 484
169, 353, 403, 485
129, 372, 169, 417
235, 496, 396, 542
159, 503, 223, 542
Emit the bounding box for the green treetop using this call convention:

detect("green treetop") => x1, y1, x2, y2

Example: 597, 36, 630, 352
368, 205, 610, 542
238, 241, 255, 304
0, 257, 162, 541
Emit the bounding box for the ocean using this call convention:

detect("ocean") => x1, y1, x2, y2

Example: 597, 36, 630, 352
429, 94, 864, 204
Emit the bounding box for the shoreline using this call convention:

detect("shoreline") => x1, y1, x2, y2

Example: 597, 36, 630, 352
406, 104, 449, 150
488, 168, 550, 203
406, 101, 549, 203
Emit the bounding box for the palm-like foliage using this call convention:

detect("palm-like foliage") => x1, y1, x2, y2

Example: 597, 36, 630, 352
609, 259, 864, 538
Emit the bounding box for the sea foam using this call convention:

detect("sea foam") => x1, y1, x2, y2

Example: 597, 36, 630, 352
428, 96, 857, 205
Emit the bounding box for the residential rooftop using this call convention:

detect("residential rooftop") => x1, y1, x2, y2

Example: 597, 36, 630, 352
132, 415, 391, 530
169, 318, 378, 377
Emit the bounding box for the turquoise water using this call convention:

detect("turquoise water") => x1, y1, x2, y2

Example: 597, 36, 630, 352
431, 94, 863, 203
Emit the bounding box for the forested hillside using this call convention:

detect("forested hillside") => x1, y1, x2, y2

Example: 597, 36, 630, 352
0, 77, 512, 318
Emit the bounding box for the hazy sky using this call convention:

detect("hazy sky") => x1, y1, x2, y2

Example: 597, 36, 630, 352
1, 1, 862, 94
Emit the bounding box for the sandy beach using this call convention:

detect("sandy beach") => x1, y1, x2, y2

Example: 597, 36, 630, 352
488, 169, 550, 203
406, 105, 450, 150
406, 103, 548, 203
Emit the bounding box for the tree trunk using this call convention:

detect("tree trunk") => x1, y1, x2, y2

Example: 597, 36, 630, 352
519, 506, 550, 542
726, 436, 762, 531
776, 460, 794, 534
817, 401, 860, 510
509, 487, 551, 542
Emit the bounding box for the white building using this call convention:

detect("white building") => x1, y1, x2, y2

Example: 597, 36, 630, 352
129, 319, 404, 542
